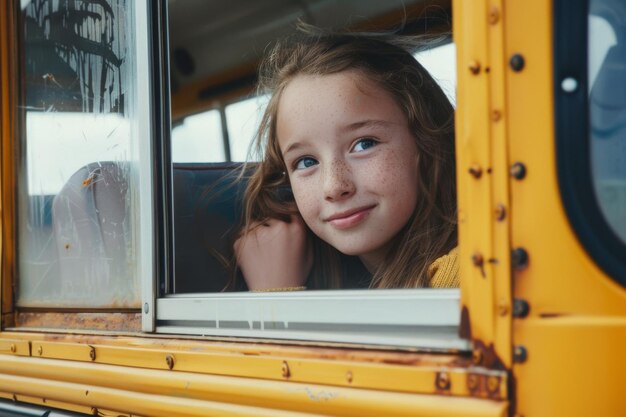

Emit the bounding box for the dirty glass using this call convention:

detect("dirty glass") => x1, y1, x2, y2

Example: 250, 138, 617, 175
17, 0, 142, 308
589, 0, 626, 243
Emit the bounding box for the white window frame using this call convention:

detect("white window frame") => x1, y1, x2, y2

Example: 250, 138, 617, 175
154, 289, 465, 350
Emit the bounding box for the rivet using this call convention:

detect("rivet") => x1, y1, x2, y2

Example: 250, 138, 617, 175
89, 346, 96, 361
487, 376, 500, 393
282, 361, 290, 378
165, 354, 175, 370
497, 301, 509, 316
513, 299, 530, 318
468, 165, 483, 178
472, 253, 484, 267
495, 204, 506, 221
510, 162, 527, 180
472, 348, 483, 365
346, 371, 353, 383
37, 346, 43, 356
435, 371, 451, 390
10, 344, 16, 353
488, 6, 500, 25
468, 60, 481, 75
491, 110, 502, 121
467, 373, 479, 390
509, 54, 525, 72
511, 247, 529, 270
513, 345, 528, 363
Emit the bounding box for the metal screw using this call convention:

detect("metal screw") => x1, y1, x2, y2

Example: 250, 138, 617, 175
497, 300, 510, 316
282, 361, 290, 378
37, 346, 43, 356
509, 54, 525, 72
166, 354, 175, 370
435, 371, 451, 390
468, 165, 483, 178
513, 345, 528, 363
468, 60, 481, 75
472, 348, 483, 365
10, 344, 16, 353
467, 373, 479, 390
346, 371, 353, 383
510, 162, 527, 180
491, 110, 502, 122
89, 346, 96, 361
488, 6, 500, 25
511, 247, 529, 270
495, 204, 506, 221
513, 299, 530, 318
487, 376, 500, 393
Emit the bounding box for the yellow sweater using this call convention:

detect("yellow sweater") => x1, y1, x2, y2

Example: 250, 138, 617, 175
428, 247, 460, 288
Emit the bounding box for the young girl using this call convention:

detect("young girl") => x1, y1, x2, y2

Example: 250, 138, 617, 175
233, 32, 458, 291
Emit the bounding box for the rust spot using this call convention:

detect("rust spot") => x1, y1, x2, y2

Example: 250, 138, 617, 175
459, 306, 472, 339
466, 372, 504, 400
346, 371, 353, 383
16, 312, 142, 332
64, 243, 70, 250
435, 371, 451, 391
468, 60, 481, 75
472, 340, 506, 370
82, 176, 94, 187
166, 354, 175, 370
282, 361, 290, 378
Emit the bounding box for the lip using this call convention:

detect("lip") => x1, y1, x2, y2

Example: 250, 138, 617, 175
325, 205, 376, 229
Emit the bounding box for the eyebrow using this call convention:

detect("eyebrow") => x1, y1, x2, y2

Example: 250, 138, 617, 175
341, 119, 394, 133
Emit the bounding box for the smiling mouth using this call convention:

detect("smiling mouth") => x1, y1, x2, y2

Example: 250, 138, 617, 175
326, 205, 376, 229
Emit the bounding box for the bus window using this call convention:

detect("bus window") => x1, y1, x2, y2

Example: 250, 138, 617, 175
589, 3, 626, 244
555, 0, 626, 286
172, 109, 225, 163
160, 0, 465, 349
16, 0, 154, 309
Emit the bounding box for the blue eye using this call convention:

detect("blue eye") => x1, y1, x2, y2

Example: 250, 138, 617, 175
352, 138, 378, 152
294, 157, 318, 170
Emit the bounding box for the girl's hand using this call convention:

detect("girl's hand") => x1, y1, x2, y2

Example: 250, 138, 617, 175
234, 215, 313, 291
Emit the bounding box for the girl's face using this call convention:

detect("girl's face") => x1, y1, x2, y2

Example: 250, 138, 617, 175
277, 71, 419, 271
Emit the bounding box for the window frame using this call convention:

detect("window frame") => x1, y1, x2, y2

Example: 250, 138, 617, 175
554, 0, 626, 287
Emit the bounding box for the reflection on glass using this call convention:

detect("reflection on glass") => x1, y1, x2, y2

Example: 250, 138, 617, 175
18, 0, 140, 308
589, 1, 626, 243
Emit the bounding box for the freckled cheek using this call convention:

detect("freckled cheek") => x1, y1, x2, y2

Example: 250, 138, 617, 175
290, 181, 321, 221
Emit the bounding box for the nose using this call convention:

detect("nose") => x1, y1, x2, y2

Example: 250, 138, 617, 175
323, 159, 355, 202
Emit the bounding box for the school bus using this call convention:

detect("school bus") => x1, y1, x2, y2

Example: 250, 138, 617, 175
0, 0, 624, 416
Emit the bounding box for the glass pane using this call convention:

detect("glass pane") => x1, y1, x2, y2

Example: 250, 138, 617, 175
225, 94, 270, 162
589, 1, 626, 243
414, 42, 457, 106
172, 110, 225, 163
18, 0, 143, 308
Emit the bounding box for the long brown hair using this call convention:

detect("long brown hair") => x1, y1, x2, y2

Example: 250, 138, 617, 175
238, 31, 456, 289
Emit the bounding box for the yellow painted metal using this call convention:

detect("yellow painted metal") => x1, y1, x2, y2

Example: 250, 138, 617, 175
0, 338, 29, 356
503, 1, 626, 416
454, 0, 512, 367
0, 354, 508, 417
26, 339, 507, 399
